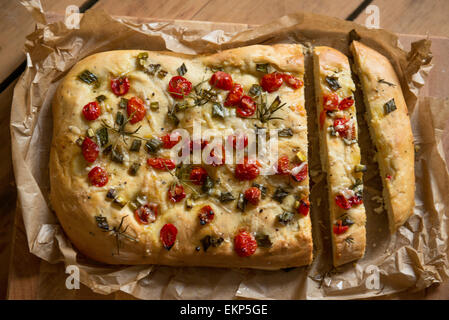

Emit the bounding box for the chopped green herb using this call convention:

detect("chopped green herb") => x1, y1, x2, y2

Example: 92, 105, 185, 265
96, 95, 107, 102
341, 216, 355, 226
220, 192, 235, 202
278, 211, 294, 225
256, 63, 269, 73
116, 112, 125, 127
355, 164, 367, 172
378, 79, 395, 87
119, 98, 128, 109
273, 187, 289, 203
249, 84, 262, 97
237, 193, 246, 212
157, 69, 168, 79
177, 63, 187, 76
325, 76, 341, 91
145, 138, 163, 154
202, 176, 214, 194
150, 101, 159, 110
128, 162, 141, 176
212, 103, 227, 118
255, 233, 272, 248
252, 183, 267, 198
278, 128, 293, 137
106, 189, 117, 200
137, 52, 148, 68
130, 139, 141, 152
94, 215, 109, 230
146, 64, 161, 76
111, 146, 125, 163
96, 127, 108, 147
113, 195, 127, 208
200, 235, 224, 252
78, 70, 98, 86
384, 98, 397, 114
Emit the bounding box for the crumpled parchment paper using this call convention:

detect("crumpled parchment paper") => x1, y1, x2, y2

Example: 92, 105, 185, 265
10, 0, 448, 299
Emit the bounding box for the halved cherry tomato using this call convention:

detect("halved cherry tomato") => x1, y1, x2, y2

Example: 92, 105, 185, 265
127, 96, 146, 124
298, 199, 310, 216
209, 144, 226, 166
291, 163, 308, 182
338, 97, 354, 110
319, 110, 327, 129
209, 71, 233, 90
160, 223, 177, 250
168, 76, 192, 99
323, 93, 339, 111
198, 205, 215, 225
260, 72, 284, 93
236, 95, 257, 118
227, 134, 248, 149
333, 118, 354, 139
161, 132, 181, 149
147, 158, 176, 170
335, 194, 363, 210
244, 187, 261, 205
82, 101, 101, 121
134, 203, 158, 225
333, 220, 349, 235
168, 184, 186, 203
276, 155, 290, 175
81, 137, 99, 163
283, 74, 303, 89
189, 167, 208, 185
88, 166, 108, 187
234, 230, 257, 257
225, 83, 243, 107
189, 139, 209, 153
235, 157, 261, 181
110, 77, 130, 96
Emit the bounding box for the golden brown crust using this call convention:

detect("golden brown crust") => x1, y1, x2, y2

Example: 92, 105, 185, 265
313, 46, 366, 267
350, 41, 415, 233
50, 45, 313, 269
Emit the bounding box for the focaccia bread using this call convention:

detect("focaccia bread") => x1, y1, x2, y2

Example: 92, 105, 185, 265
313, 46, 367, 267
50, 44, 313, 269
350, 41, 415, 233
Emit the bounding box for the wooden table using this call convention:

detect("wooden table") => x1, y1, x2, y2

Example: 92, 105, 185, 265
2, 0, 449, 300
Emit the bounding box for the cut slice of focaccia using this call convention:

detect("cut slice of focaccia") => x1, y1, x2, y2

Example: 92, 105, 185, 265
350, 41, 415, 233
50, 44, 313, 269
313, 46, 366, 267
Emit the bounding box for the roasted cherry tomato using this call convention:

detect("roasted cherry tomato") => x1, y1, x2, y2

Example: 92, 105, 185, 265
168, 76, 192, 99
198, 205, 215, 225
276, 155, 290, 175
319, 110, 327, 129
161, 132, 181, 149
82, 101, 101, 121
88, 166, 108, 187
134, 203, 158, 225
333, 220, 349, 235
291, 163, 308, 182
234, 230, 257, 257
225, 83, 243, 107
147, 158, 176, 170
283, 74, 303, 89
338, 97, 354, 110
227, 134, 248, 149
208, 144, 226, 166
127, 96, 146, 124
110, 77, 130, 96
244, 187, 261, 205
236, 95, 257, 118
189, 167, 208, 185
160, 223, 177, 250
235, 157, 261, 181
297, 199, 310, 216
333, 118, 355, 139
209, 71, 233, 90
81, 137, 99, 163
260, 72, 284, 93
168, 184, 186, 203
323, 93, 339, 111
335, 194, 363, 210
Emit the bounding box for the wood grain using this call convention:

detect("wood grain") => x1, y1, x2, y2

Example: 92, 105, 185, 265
0, 0, 86, 85
355, 0, 449, 37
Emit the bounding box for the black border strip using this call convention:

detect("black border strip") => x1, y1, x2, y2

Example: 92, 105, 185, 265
346, 0, 373, 21
0, 0, 99, 94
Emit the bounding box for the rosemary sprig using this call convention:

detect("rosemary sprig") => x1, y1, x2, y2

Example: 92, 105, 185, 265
95, 215, 138, 255
344, 236, 354, 246
253, 95, 286, 124
164, 163, 200, 196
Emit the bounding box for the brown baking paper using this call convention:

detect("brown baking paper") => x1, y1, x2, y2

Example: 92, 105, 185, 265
10, 0, 448, 299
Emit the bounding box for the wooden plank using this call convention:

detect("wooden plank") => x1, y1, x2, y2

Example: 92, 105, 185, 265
191, 0, 362, 24
0, 0, 86, 85
92, 0, 211, 20
354, 0, 449, 37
